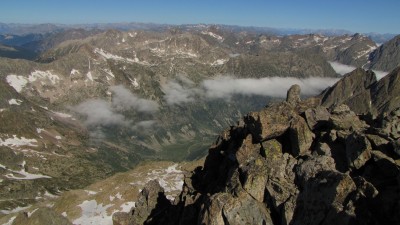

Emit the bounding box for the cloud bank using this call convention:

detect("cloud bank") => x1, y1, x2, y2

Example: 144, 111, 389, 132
329, 61, 389, 79
329, 61, 356, 75
162, 75, 339, 105
72, 85, 158, 133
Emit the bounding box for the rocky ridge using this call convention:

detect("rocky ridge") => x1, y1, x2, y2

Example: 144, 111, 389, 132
115, 67, 400, 225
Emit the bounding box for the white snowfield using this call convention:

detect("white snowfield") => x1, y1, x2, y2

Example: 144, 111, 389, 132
72, 164, 184, 225
6, 70, 61, 93
8, 99, 22, 105
73, 200, 114, 225
0, 135, 38, 148
201, 31, 224, 41
211, 59, 228, 66
130, 164, 184, 194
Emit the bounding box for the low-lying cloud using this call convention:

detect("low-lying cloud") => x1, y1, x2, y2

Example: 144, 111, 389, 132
202, 76, 338, 99
162, 75, 339, 105
110, 85, 158, 113
73, 99, 126, 127
329, 61, 356, 75
329, 61, 389, 79
72, 85, 158, 134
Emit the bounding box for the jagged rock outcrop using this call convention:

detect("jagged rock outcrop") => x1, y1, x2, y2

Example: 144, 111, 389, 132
321, 66, 400, 118
114, 67, 400, 225
369, 34, 400, 71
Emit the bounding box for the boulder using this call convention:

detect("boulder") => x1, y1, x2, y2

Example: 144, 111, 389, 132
239, 157, 267, 202
129, 180, 171, 225
222, 192, 274, 225
286, 84, 301, 106
295, 155, 336, 188
345, 133, 372, 169
328, 104, 369, 131
304, 106, 330, 130
292, 171, 357, 225
245, 102, 295, 142
235, 134, 261, 166
289, 115, 314, 156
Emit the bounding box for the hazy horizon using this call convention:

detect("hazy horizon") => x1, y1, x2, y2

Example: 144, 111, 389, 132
1, 0, 399, 34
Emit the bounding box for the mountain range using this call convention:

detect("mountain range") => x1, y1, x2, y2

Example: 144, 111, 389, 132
0, 23, 399, 224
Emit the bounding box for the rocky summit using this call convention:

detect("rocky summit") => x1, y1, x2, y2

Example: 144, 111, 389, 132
113, 67, 400, 225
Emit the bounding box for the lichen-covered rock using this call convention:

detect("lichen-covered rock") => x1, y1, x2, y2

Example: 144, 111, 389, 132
328, 104, 369, 131
199, 192, 273, 225
112, 212, 130, 225
289, 115, 314, 156
292, 171, 357, 225
222, 192, 273, 225
304, 106, 330, 130
295, 155, 337, 188
245, 102, 295, 142
286, 84, 301, 106
345, 132, 372, 169
240, 157, 267, 202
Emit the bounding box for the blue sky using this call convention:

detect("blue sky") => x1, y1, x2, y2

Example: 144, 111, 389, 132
1, 0, 399, 34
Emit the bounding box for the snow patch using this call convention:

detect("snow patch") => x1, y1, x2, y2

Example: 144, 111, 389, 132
120, 202, 135, 212
0, 135, 37, 148
175, 49, 198, 58
201, 31, 224, 41
52, 111, 72, 118
128, 32, 137, 38
6, 70, 60, 93
29, 70, 60, 84
86, 71, 94, 82
354, 45, 376, 59
147, 164, 184, 193
36, 128, 44, 134
70, 69, 80, 76
3, 216, 16, 225
4, 160, 51, 180
27, 208, 38, 217
229, 53, 240, 58
0, 205, 31, 215
85, 190, 98, 195
8, 99, 22, 105
6, 75, 28, 92
211, 59, 228, 66
73, 200, 114, 225
43, 191, 58, 198
129, 78, 139, 88
103, 69, 115, 78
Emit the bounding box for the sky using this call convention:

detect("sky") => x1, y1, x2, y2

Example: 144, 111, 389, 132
1, 0, 399, 34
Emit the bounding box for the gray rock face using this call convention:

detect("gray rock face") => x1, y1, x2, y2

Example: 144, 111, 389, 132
321, 68, 376, 115
321, 66, 400, 118
369, 34, 400, 71
286, 84, 301, 106
115, 67, 400, 225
